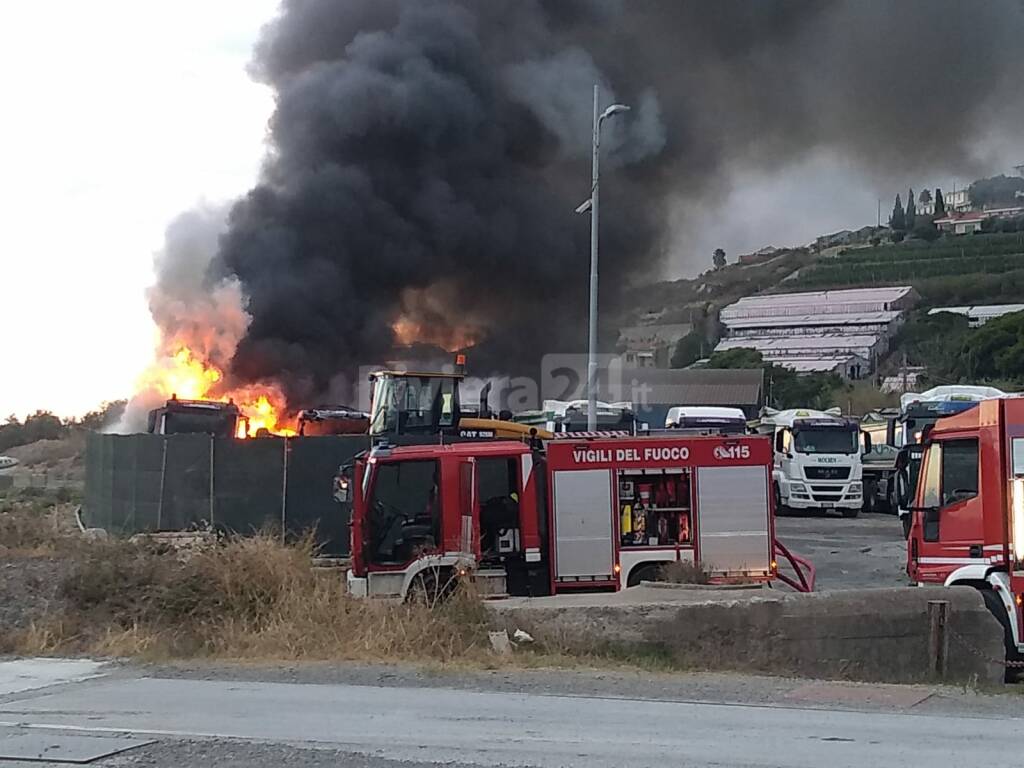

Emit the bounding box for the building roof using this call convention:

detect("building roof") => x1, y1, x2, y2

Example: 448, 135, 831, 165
719, 286, 916, 322
933, 212, 986, 225
782, 357, 863, 373
715, 334, 882, 356
929, 304, 1024, 322
547, 367, 764, 408
617, 323, 692, 349
723, 310, 901, 330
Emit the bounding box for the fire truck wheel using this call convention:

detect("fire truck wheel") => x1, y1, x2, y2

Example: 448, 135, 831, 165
981, 588, 1023, 681
773, 485, 790, 517
627, 564, 664, 588
406, 566, 456, 607
841, 507, 859, 519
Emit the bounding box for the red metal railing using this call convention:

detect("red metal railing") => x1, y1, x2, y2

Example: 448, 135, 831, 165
773, 538, 816, 593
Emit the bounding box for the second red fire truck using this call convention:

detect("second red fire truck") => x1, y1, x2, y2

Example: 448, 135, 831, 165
906, 396, 1024, 667
342, 433, 813, 600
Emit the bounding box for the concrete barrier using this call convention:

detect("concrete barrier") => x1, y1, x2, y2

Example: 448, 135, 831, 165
492, 587, 1005, 684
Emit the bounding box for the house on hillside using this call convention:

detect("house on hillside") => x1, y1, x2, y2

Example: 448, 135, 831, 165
918, 188, 971, 216
617, 323, 692, 368
815, 230, 854, 250
934, 206, 1024, 234
738, 246, 781, 265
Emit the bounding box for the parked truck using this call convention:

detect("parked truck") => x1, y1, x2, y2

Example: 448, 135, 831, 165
906, 396, 1024, 675
340, 433, 814, 601
894, 386, 1008, 537
665, 406, 748, 435
147, 396, 245, 438
758, 408, 869, 518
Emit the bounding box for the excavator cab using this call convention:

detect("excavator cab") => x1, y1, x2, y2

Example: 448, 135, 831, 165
368, 368, 464, 438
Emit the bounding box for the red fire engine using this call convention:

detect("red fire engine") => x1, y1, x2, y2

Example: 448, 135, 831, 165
344, 433, 813, 600
906, 397, 1024, 665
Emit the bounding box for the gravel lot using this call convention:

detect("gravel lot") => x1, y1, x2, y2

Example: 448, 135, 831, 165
775, 511, 909, 591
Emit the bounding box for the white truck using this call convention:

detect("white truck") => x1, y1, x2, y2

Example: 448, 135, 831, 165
759, 407, 867, 518
664, 406, 748, 435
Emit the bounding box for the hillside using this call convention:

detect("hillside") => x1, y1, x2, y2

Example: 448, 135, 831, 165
790, 232, 1024, 307
622, 232, 1024, 389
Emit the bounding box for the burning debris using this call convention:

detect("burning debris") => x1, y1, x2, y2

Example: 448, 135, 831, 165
120, 1, 1024, 430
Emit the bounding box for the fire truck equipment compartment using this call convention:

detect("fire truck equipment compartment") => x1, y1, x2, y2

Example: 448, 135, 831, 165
695, 465, 772, 576
552, 469, 615, 581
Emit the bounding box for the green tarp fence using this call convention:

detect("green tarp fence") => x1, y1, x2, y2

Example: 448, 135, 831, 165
85, 433, 371, 555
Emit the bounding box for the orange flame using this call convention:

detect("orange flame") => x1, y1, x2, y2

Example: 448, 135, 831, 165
138, 346, 296, 438
392, 316, 479, 352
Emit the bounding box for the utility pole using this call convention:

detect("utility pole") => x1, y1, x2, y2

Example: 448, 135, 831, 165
587, 84, 600, 432
580, 86, 630, 431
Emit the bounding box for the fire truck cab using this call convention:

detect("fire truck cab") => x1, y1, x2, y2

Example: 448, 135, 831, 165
907, 397, 1024, 665
345, 433, 796, 600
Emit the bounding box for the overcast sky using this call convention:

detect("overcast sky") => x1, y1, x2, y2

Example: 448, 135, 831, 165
1, 1, 275, 420
0, 2, 1005, 420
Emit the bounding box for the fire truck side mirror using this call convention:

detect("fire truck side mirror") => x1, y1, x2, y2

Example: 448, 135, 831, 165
861, 430, 873, 455
774, 430, 785, 454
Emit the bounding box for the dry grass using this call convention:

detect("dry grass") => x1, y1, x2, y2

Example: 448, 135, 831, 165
0, 489, 80, 554
3, 533, 494, 664
658, 560, 712, 585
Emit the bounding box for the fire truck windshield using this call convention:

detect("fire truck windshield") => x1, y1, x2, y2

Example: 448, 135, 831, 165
793, 427, 858, 454
367, 459, 440, 564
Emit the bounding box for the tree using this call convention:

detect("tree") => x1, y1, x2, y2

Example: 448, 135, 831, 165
0, 410, 67, 453
918, 188, 932, 208
889, 193, 905, 231
670, 331, 704, 368
708, 348, 764, 369
912, 217, 940, 242
712, 248, 726, 270
706, 348, 843, 409
934, 188, 946, 218
968, 174, 1024, 209
905, 188, 916, 231
948, 310, 1024, 382
74, 400, 127, 431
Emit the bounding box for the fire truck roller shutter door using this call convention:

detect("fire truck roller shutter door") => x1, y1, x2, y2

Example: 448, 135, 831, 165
552, 469, 614, 580
696, 466, 772, 576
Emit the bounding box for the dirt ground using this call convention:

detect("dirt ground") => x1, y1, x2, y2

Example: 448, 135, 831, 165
3, 434, 86, 490
775, 511, 909, 592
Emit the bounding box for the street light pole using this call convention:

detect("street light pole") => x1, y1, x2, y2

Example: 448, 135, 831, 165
587, 84, 601, 432
583, 85, 630, 431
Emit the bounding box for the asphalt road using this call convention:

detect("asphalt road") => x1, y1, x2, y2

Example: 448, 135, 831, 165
1, 660, 1022, 768
775, 511, 908, 591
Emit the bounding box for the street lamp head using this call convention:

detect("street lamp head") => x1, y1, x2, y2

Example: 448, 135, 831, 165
575, 199, 593, 215
600, 103, 631, 122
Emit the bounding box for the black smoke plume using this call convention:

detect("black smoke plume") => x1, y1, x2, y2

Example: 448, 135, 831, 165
151, 0, 1024, 406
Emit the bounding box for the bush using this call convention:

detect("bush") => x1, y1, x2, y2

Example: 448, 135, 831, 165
659, 560, 711, 585
45, 534, 492, 661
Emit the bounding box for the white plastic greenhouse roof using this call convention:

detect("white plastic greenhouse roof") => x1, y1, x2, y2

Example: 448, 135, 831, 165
715, 333, 881, 354
722, 310, 901, 330
782, 358, 857, 373
720, 286, 915, 322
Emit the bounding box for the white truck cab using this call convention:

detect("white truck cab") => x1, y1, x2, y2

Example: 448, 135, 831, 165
665, 406, 748, 435
759, 407, 866, 518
